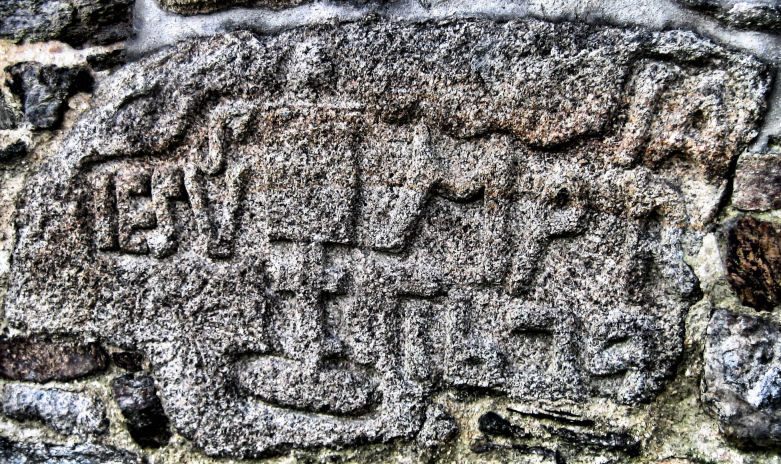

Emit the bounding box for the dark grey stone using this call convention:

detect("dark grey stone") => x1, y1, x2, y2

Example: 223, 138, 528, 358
0, 336, 108, 382
1, 384, 108, 436
0, 0, 134, 47
0, 436, 144, 464
7, 62, 93, 130
0, 139, 27, 163
111, 374, 171, 448
2, 19, 768, 457
478, 411, 525, 438
702, 309, 781, 448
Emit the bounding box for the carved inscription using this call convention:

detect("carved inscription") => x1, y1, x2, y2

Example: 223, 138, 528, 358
4, 20, 768, 457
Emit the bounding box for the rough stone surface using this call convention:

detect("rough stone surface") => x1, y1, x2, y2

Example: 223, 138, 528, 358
724, 216, 781, 311
111, 373, 171, 448
1, 18, 770, 459
0, 337, 108, 382
733, 153, 781, 211
7, 62, 93, 130
1, 384, 108, 436
0, 436, 144, 464
678, 0, 781, 31
702, 309, 781, 448
0, 0, 134, 46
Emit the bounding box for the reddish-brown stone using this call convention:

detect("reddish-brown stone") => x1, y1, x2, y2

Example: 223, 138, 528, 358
725, 216, 781, 311
0, 337, 108, 382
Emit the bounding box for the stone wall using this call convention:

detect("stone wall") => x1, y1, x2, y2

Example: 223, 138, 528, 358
1, 1, 781, 463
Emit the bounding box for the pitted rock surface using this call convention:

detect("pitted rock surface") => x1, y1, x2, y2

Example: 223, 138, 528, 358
3, 19, 769, 457
702, 309, 781, 448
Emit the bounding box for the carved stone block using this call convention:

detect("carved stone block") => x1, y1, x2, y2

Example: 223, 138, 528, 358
2, 19, 768, 457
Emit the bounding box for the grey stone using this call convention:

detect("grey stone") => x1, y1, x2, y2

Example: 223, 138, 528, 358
702, 309, 781, 448
0, 0, 134, 47
0, 336, 108, 382
2, 19, 768, 457
112, 374, 171, 448
1, 384, 108, 436
416, 404, 458, 448
0, 436, 144, 464
7, 62, 93, 130
733, 153, 781, 211
677, 0, 781, 31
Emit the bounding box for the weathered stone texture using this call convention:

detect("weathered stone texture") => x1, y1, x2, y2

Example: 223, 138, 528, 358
1, 384, 108, 436
678, 0, 781, 31
0, 0, 134, 46
733, 153, 781, 211
0, 436, 144, 464
0, 337, 108, 382
7, 62, 93, 130
111, 374, 171, 448
1, 18, 769, 458
702, 309, 781, 448
724, 216, 781, 311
